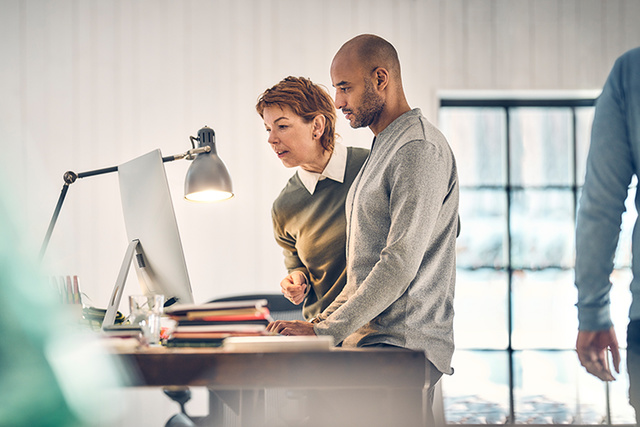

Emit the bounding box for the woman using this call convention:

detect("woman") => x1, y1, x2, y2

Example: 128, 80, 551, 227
256, 76, 368, 320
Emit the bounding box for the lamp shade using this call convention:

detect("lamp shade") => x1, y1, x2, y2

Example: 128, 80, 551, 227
184, 127, 234, 202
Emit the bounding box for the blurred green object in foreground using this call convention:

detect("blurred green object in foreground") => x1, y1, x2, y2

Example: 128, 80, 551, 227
0, 195, 128, 427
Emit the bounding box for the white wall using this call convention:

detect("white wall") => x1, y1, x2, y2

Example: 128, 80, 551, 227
1, 0, 639, 425
2, 0, 639, 308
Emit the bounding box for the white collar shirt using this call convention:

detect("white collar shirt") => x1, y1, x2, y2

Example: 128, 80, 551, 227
297, 142, 347, 195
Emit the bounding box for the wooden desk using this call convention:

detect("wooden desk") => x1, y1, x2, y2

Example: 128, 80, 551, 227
117, 346, 427, 427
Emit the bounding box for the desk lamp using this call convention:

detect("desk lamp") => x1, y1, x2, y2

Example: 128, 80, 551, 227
39, 126, 233, 260
185, 126, 233, 202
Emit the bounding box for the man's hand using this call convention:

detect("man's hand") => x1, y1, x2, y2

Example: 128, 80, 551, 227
280, 271, 308, 305
576, 327, 621, 381
267, 320, 316, 336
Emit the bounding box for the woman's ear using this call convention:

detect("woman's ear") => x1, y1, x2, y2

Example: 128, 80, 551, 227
312, 114, 326, 138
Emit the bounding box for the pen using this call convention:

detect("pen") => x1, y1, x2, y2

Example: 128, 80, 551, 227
58, 276, 67, 303
73, 275, 82, 305
66, 276, 72, 304
51, 276, 62, 303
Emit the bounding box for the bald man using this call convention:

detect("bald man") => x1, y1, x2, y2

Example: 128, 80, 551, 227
268, 34, 459, 424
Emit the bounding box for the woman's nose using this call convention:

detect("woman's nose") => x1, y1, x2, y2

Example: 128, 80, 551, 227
267, 132, 277, 144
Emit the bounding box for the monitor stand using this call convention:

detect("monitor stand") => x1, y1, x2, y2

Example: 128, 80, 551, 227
102, 238, 143, 330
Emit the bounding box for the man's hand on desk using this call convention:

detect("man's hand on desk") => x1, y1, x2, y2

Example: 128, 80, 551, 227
267, 320, 316, 336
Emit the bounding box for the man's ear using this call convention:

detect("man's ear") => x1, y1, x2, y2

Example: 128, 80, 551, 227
373, 67, 390, 91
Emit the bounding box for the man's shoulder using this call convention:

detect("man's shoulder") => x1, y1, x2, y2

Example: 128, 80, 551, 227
382, 109, 435, 140
609, 46, 640, 79
618, 46, 640, 64
389, 111, 448, 151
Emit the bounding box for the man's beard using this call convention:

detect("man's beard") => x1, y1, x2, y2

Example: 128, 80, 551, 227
349, 79, 385, 129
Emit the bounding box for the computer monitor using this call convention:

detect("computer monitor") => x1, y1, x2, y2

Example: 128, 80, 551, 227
102, 149, 195, 329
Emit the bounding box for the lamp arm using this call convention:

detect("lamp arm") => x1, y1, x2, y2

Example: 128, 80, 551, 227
77, 165, 118, 179
39, 181, 72, 260
163, 145, 211, 162
39, 146, 211, 261
39, 165, 120, 260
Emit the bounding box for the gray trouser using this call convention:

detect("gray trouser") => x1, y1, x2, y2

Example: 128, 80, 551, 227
628, 320, 640, 425
364, 343, 443, 426
424, 359, 444, 426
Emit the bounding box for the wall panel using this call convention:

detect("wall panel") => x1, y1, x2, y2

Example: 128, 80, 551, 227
412, 0, 442, 120
624, 0, 640, 49
531, 0, 560, 88
495, 0, 532, 89
3, 0, 639, 314
576, 0, 604, 87
440, 0, 466, 90
0, 0, 24, 201
1, 2, 639, 423
466, 0, 495, 89
559, 0, 581, 88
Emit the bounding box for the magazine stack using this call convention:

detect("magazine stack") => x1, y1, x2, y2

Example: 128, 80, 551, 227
164, 299, 272, 347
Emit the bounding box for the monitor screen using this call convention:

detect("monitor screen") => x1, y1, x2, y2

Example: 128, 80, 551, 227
117, 149, 194, 306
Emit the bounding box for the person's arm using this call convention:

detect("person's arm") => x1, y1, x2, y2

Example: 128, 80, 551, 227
315, 140, 453, 342
309, 273, 352, 323
575, 57, 631, 380
576, 60, 633, 332
272, 208, 309, 304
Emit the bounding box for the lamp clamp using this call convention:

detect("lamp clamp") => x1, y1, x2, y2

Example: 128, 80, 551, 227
63, 171, 78, 185
168, 145, 211, 162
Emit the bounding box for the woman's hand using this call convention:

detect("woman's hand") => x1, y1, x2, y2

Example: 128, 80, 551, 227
280, 271, 307, 304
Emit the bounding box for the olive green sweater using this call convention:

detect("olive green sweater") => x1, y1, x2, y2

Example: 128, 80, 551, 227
271, 146, 369, 320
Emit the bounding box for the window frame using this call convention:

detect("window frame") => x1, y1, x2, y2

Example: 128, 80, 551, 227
438, 91, 620, 424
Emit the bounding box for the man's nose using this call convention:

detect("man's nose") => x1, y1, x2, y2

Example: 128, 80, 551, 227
334, 93, 345, 110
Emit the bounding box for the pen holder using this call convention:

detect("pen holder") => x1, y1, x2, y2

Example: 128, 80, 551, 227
52, 275, 85, 322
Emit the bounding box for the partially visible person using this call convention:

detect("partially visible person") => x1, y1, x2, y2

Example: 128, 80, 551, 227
575, 46, 640, 422
256, 76, 369, 320
268, 34, 459, 425
0, 188, 128, 426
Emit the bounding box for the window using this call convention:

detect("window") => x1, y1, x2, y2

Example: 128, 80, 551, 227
438, 93, 635, 424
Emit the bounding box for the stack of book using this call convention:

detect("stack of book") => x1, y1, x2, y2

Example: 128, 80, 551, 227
164, 299, 273, 347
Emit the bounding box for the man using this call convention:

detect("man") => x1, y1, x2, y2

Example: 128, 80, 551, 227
575, 46, 640, 422
268, 34, 459, 424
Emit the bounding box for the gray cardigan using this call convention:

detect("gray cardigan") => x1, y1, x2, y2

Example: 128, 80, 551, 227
314, 108, 459, 375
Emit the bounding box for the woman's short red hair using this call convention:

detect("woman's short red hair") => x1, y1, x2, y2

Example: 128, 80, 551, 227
256, 76, 337, 152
